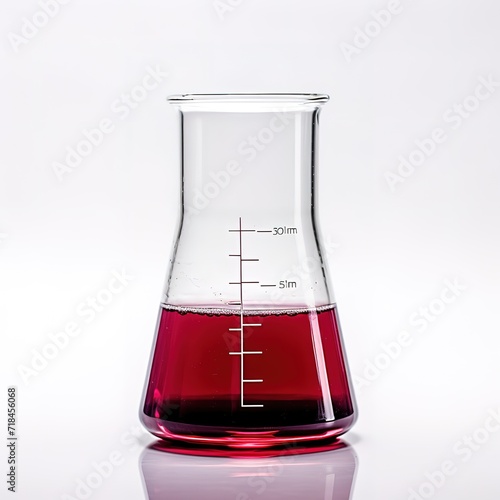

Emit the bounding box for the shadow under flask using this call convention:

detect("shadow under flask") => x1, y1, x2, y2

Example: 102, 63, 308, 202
140, 94, 357, 447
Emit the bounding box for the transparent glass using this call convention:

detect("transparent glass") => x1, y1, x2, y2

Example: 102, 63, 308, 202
140, 93, 357, 448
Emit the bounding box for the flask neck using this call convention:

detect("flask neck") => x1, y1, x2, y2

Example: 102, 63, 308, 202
179, 109, 321, 220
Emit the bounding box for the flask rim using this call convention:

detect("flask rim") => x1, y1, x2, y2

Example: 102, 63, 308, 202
167, 93, 329, 111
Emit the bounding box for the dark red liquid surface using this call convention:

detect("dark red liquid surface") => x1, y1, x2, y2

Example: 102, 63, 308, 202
141, 306, 356, 447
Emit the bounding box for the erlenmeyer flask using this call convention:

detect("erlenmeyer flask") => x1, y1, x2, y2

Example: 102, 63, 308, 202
140, 94, 357, 447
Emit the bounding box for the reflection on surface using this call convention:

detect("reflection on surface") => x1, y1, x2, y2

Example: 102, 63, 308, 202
140, 439, 357, 500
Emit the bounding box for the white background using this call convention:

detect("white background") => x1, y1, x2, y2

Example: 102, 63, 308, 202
1, 0, 500, 499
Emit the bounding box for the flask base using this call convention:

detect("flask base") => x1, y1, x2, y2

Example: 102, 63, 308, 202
140, 412, 356, 449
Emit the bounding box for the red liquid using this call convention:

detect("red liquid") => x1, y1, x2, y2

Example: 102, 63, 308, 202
141, 305, 356, 447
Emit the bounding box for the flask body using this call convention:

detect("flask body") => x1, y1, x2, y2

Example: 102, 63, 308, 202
140, 94, 357, 447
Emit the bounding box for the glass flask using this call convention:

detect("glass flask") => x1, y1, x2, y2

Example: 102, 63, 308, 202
140, 93, 357, 447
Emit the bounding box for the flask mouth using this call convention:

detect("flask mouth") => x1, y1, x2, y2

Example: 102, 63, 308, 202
167, 93, 329, 111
